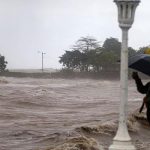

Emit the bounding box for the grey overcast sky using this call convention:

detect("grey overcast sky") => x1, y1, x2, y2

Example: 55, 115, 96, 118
0, 0, 149, 69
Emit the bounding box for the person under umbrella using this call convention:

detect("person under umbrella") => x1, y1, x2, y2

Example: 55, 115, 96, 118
132, 72, 150, 124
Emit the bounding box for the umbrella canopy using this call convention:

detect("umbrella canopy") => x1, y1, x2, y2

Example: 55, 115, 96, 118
129, 54, 150, 76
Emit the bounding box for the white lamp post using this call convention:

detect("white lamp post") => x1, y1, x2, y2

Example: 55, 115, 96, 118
109, 0, 140, 150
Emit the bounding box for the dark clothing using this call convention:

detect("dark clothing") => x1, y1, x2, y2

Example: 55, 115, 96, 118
134, 78, 150, 95
134, 77, 150, 124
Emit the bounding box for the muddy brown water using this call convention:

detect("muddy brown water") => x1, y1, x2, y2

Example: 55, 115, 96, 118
0, 77, 150, 150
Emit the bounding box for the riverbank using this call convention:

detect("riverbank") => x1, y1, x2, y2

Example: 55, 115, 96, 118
0, 70, 121, 80
1, 70, 149, 80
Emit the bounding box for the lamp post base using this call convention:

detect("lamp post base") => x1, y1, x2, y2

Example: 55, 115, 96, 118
109, 140, 136, 150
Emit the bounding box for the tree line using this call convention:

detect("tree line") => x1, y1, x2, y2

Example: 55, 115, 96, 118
59, 36, 148, 72
0, 36, 149, 73
0, 54, 7, 72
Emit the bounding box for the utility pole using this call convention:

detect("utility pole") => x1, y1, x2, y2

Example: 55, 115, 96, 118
38, 51, 46, 72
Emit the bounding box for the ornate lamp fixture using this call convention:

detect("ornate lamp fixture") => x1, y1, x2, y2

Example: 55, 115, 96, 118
109, 0, 140, 150
115, 0, 140, 29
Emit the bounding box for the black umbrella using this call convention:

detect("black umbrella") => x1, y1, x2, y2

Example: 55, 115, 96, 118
129, 54, 150, 76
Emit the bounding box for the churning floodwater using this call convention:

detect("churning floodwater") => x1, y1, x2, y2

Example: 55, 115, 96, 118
0, 77, 150, 150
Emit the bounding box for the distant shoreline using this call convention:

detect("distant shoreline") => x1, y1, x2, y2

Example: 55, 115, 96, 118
0, 71, 120, 80
0, 70, 149, 80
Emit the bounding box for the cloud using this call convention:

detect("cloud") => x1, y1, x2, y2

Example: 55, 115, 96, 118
0, 0, 149, 69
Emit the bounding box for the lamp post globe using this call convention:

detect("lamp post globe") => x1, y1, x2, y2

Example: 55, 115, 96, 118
115, 0, 140, 29
109, 0, 140, 150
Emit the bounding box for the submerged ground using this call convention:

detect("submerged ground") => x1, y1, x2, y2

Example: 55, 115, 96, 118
0, 77, 150, 150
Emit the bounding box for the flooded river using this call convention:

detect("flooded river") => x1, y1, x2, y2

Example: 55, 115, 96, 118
0, 77, 149, 150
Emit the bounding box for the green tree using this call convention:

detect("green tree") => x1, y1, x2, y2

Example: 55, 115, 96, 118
85, 48, 103, 72
73, 36, 100, 52
59, 51, 74, 70
101, 38, 121, 71
59, 36, 101, 72
59, 50, 83, 71
103, 37, 121, 54
137, 46, 149, 54
0, 54, 8, 72
59, 36, 136, 72
73, 36, 101, 71
102, 37, 136, 70
128, 47, 137, 57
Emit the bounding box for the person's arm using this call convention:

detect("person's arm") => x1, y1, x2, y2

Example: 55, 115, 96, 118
132, 72, 148, 94
146, 83, 150, 97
